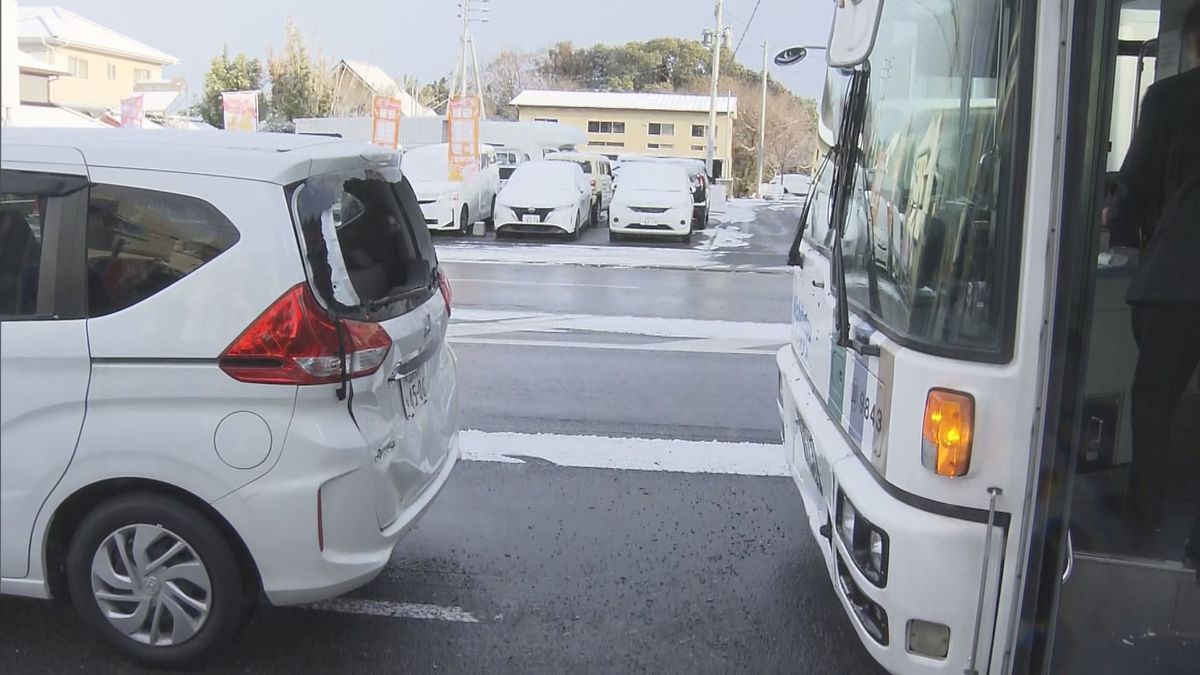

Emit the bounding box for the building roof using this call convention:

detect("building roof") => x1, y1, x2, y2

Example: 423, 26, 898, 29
333, 59, 436, 117
510, 89, 737, 114
17, 6, 176, 65
7, 103, 108, 128
1, 128, 392, 184
17, 49, 68, 75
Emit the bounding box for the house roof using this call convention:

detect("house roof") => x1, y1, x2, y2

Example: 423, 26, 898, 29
510, 89, 737, 114
17, 6, 177, 65
17, 49, 69, 75
7, 103, 109, 128
333, 58, 436, 117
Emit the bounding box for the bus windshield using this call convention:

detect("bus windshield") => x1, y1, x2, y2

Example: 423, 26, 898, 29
838, 0, 1021, 359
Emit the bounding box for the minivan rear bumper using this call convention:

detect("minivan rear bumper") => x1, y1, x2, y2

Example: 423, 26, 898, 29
212, 422, 459, 607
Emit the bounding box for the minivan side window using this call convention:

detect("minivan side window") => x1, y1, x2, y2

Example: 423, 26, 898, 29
85, 184, 239, 317
0, 191, 48, 317
0, 170, 89, 320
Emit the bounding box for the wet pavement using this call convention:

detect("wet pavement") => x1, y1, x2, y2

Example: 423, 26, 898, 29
0, 199, 887, 673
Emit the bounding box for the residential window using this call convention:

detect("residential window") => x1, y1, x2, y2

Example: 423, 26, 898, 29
587, 141, 624, 148
67, 56, 89, 79
691, 145, 706, 152
106, 63, 117, 80
587, 120, 625, 134
86, 185, 240, 317
691, 124, 717, 138
648, 123, 675, 136
532, 117, 558, 123
647, 143, 674, 150
133, 68, 151, 82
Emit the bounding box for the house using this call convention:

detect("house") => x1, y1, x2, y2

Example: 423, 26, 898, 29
2, 0, 105, 127
330, 59, 436, 118
510, 89, 737, 178
16, 5, 178, 113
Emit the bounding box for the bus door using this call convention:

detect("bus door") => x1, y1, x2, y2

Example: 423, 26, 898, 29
1015, 1, 1200, 673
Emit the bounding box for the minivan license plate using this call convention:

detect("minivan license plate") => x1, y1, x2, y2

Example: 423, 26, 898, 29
400, 366, 429, 419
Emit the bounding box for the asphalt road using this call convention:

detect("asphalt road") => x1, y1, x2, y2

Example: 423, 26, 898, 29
0, 200, 887, 674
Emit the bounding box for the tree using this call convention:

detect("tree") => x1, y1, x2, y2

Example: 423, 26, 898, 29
266, 18, 333, 128
482, 50, 552, 119
195, 46, 265, 129
727, 77, 817, 196
419, 77, 451, 115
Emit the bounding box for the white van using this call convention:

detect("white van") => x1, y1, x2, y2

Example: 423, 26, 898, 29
545, 151, 614, 227
0, 129, 460, 667
402, 143, 500, 234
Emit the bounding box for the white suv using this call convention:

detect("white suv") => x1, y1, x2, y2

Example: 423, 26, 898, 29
0, 129, 460, 667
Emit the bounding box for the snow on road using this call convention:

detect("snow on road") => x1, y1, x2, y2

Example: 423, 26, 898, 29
459, 430, 787, 477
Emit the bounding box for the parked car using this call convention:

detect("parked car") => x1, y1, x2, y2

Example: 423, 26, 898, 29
616, 155, 709, 230
609, 162, 695, 243
402, 143, 499, 234
545, 151, 614, 227
0, 129, 460, 667
493, 160, 591, 240
494, 146, 530, 192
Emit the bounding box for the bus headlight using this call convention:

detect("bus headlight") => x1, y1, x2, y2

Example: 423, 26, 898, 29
922, 388, 975, 477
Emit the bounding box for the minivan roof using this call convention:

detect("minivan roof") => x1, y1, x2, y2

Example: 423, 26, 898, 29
0, 128, 397, 185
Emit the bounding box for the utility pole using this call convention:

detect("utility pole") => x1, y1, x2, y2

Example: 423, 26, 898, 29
705, 0, 723, 178
452, 0, 489, 118
756, 40, 768, 198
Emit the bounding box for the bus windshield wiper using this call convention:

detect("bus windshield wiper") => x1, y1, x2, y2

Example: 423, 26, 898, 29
829, 63, 879, 358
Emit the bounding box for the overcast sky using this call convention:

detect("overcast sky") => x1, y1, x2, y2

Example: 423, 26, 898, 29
49, 0, 834, 102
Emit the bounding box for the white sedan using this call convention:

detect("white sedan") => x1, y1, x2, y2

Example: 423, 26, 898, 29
609, 162, 695, 243
493, 160, 591, 240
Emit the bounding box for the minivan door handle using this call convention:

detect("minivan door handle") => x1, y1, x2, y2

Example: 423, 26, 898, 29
811, 279, 826, 289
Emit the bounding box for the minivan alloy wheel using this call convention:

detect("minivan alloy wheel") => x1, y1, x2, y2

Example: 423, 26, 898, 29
90, 524, 212, 647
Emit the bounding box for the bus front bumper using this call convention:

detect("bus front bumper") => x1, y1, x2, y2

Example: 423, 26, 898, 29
777, 347, 1004, 674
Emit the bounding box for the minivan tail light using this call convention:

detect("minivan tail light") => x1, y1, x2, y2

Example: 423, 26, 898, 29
219, 284, 392, 385
437, 269, 452, 317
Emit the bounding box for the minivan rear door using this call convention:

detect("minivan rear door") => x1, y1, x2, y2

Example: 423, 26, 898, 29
291, 158, 457, 529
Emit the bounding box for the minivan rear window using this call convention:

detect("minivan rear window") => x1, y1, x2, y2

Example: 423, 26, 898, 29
289, 170, 436, 321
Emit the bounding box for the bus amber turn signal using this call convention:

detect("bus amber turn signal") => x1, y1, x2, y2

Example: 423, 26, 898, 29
921, 389, 975, 477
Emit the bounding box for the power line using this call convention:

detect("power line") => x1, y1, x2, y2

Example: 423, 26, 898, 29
731, 0, 765, 61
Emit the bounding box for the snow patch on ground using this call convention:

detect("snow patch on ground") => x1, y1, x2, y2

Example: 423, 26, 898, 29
459, 430, 788, 477
450, 308, 790, 343
436, 242, 727, 270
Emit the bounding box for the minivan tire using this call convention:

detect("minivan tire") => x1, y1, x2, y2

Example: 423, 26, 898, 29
459, 205, 472, 237
65, 493, 248, 669
484, 196, 496, 232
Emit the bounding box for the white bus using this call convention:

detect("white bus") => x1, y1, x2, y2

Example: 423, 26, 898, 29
777, 1, 1198, 673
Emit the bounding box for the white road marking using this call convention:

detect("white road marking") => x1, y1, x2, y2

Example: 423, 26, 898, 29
459, 430, 788, 477
305, 598, 480, 623
452, 277, 639, 290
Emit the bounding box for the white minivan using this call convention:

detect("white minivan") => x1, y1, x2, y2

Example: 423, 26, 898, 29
545, 151, 614, 227
402, 143, 500, 235
0, 129, 460, 667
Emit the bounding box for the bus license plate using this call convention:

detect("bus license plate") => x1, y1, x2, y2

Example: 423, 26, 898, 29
400, 366, 429, 419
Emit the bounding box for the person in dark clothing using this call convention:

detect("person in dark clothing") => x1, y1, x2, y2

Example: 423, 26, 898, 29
1104, 3, 1200, 569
